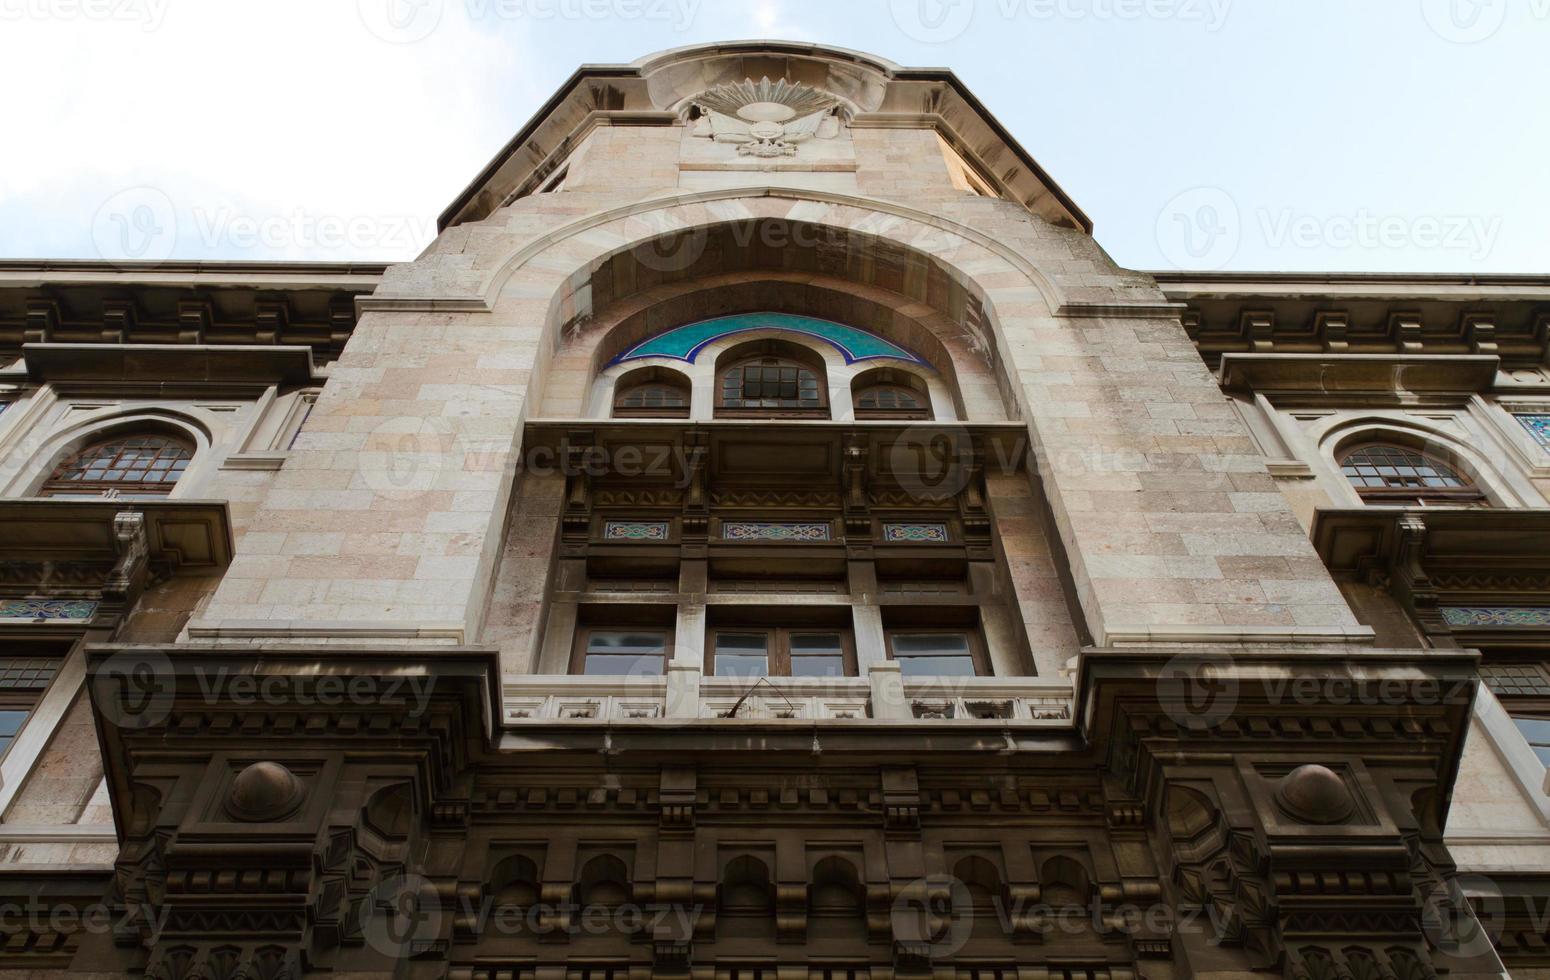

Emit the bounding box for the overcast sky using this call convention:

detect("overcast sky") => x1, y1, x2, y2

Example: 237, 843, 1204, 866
1, 0, 1545, 273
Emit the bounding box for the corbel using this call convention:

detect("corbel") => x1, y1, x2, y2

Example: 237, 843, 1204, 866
1464, 312, 1498, 356
560, 429, 595, 543
24, 299, 60, 344
1240, 310, 1275, 352
1389, 312, 1424, 354
176, 299, 213, 345
255, 300, 290, 346
103, 511, 150, 604
1315, 311, 1349, 353
329, 300, 357, 349
680, 430, 709, 545
881, 767, 921, 837
101, 300, 136, 344
843, 434, 871, 544
1179, 309, 1202, 339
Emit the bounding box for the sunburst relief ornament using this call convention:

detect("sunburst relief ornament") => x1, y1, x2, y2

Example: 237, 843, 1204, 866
688, 77, 843, 158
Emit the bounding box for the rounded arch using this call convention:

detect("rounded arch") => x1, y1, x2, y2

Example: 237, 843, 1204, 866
852, 365, 935, 420
488, 854, 540, 909
809, 856, 863, 916
1039, 855, 1091, 907
610, 364, 692, 419
1314, 416, 1517, 507
713, 336, 829, 417
575, 853, 632, 909
719, 854, 774, 915
952, 855, 1003, 910
15, 410, 213, 499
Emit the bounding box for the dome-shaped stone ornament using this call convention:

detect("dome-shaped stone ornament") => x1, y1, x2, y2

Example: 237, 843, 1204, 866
226, 761, 306, 822
1275, 764, 1355, 825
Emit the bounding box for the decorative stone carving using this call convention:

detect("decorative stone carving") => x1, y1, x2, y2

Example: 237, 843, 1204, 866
1275, 764, 1356, 825
225, 761, 305, 822
687, 78, 843, 158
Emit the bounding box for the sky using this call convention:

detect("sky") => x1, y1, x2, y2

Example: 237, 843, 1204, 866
0, 0, 1545, 274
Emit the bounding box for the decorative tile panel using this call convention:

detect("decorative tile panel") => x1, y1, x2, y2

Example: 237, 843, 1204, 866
0, 599, 98, 623
602, 521, 671, 542
613, 312, 928, 366
882, 522, 950, 543
721, 521, 832, 542
1517, 414, 1550, 449
1442, 607, 1550, 627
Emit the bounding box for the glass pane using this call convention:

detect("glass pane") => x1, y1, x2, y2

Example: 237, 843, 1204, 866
791, 656, 846, 678
716, 654, 769, 678
1515, 717, 1550, 744
897, 655, 978, 678
0, 710, 28, 738
1535, 745, 1550, 766
715, 633, 769, 677
584, 654, 664, 676
791, 633, 843, 655
891, 633, 971, 657
587, 632, 666, 657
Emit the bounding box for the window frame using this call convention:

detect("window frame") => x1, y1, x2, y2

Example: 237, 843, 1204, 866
569, 627, 674, 677
612, 380, 692, 420
40, 431, 195, 499
706, 626, 857, 679
884, 628, 990, 678
1337, 442, 1486, 506
853, 383, 933, 421
715, 356, 830, 419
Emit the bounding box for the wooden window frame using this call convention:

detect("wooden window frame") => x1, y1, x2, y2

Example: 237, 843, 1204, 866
883, 628, 991, 678
715, 356, 830, 420
41, 432, 194, 499
569, 627, 673, 677
1337, 443, 1486, 506
706, 626, 857, 678
853, 383, 933, 421
612, 381, 692, 420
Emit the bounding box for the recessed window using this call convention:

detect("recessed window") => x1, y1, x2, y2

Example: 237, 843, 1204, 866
721, 358, 823, 411
42, 433, 194, 499
614, 381, 690, 419
576, 630, 669, 676
1338, 443, 1484, 506
1515, 717, 1550, 766
855, 384, 930, 418
888, 631, 983, 678
709, 628, 855, 678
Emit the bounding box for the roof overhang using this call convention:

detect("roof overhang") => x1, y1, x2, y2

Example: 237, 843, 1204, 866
21, 343, 320, 387
1219, 353, 1501, 397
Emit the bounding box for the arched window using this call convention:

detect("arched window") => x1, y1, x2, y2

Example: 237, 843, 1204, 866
612, 367, 691, 419
716, 341, 827, 418
1338, 443, 1485, 506
853, 369, 932, 420
41, 432, 193, 499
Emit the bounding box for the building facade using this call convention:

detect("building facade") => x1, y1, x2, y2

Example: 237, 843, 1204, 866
0, 40, 1544, 979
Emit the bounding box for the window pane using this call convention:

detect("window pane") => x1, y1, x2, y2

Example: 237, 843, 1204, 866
587, 632, 666, 656
1515, 717, 1550, 745
584, 654, 664, 676
892, 633, 976, 678
715, 633, 769, 678
791, 655, 845, 677
0, 710, 27, 738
